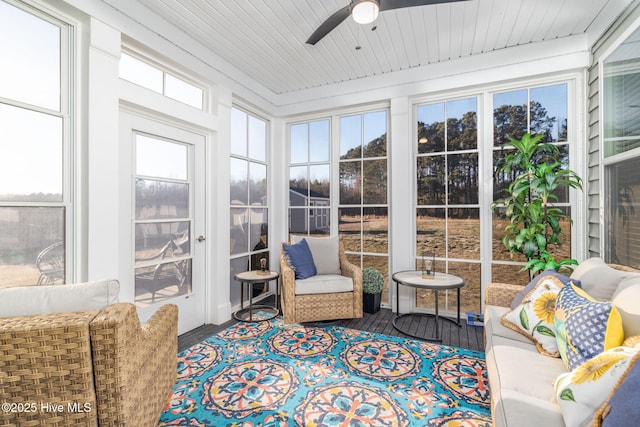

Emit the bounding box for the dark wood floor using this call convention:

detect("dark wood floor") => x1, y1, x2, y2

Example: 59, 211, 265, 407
178, 296, 485, 353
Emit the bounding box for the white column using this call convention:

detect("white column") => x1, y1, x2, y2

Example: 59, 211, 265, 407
389, 96, 414, 313
270, 117, 287, 270
86, 18, 121, 283
209, 87, 233, 324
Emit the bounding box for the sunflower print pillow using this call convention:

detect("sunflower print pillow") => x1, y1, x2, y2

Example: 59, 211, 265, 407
554, 346, 639, 427
501, 274, 564, 357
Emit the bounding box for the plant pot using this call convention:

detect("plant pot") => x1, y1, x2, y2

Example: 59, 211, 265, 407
363, 292, 381, 314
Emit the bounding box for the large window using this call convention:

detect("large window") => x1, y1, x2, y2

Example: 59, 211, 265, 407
289, 119, 330, 235
230, 107, 269, 303
339, 110, 390, 303
0, 1, 71, 286
603, 24, 640, 268
287, 111, 390, 303
416, 98, 480, 313
492, 83, 571, 284
414, 82, 574, 313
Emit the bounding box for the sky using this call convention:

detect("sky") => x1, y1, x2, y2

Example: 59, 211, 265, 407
0, 1, 62, 197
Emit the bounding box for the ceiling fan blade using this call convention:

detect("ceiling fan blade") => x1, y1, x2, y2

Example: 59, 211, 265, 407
380, 0, 469, 12
306, 5, 351, 45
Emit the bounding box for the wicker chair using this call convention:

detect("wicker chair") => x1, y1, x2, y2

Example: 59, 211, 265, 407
280, 240, 363, 324
0, 303, 177, 426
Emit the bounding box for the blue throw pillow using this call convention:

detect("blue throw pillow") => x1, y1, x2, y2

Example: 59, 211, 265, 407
510, 270, 581, 309
282, 239, 317, 280
599, 353, 640, 427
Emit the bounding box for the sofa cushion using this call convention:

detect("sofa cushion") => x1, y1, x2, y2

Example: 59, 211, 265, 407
294, 274, 353, 295
597, 351, 640, 427
502, 274, 564, 356
0, 280, 120, 317
510, 270, 579, 309
486, 334, 566, 427
555, 346, 639, 427
570, 258, 633, 301
555, 282, 624, 370
283, 239, 317, 279
611, 275, 640, 338
291, 235, 341, 275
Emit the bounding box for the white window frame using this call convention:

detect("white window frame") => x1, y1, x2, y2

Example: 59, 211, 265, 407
229, 105, 270, 265
0, 0, 75, 284
287, 117, 332, 236
598, 15, 640, 261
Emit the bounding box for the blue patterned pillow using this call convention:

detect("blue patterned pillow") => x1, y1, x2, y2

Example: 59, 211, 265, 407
282, 239, 317, 280
555, 282, 624, 370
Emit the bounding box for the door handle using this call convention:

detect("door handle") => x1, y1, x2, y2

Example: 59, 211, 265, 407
196, 235, 205, 242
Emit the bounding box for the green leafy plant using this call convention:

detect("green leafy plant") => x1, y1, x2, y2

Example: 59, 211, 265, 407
362, 267, 384, 294
492, 133, 583, 275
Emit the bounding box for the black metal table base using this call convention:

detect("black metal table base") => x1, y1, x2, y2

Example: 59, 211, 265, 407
233, 304, 279, 322
392, 271, 464, 342
392, 312, 461, 342
234, 272, 280, 323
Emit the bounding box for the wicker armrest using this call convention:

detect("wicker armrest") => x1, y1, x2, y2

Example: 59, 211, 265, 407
484, 282, 523, 308
90, 302, 178, 426
0, 310, 100, 426
338, 243, 362, 292
279, 247, 295, 293
279, 245, 296, 321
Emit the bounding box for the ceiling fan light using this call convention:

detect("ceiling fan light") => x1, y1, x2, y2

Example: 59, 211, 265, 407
352, 0, 379, 25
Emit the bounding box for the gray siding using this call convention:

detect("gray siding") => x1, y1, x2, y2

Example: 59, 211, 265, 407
586, 1, 640, 258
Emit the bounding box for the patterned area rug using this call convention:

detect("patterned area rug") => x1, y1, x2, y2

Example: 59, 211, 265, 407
158, 317, 491, 426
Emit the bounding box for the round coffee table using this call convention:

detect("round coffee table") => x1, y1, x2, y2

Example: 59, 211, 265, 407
392, 270, 464, 341
233, 270, 280, 322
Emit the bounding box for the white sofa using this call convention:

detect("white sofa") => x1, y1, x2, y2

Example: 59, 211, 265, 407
483, 258, 640, 427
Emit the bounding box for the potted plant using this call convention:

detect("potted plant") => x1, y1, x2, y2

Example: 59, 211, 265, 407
492, 133, 583, 276
362, 267, 384, 314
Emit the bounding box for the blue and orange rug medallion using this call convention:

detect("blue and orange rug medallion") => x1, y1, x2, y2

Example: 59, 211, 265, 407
158, 317, 491, 426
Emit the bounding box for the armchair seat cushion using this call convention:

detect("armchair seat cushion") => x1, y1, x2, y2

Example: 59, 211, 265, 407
295, 274, 354, 295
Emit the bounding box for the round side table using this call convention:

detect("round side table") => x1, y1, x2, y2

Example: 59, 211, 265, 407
233, 270, 280, 322
392, 270, 464, 341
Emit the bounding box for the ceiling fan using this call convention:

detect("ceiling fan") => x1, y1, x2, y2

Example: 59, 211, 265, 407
306, 0, 469, 45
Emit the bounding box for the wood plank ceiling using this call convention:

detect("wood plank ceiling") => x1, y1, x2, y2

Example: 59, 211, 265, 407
108, 0, 631, 96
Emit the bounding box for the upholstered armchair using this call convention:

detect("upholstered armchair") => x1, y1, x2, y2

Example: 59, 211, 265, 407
280, 235, 363, 324
0, 281, 177, 426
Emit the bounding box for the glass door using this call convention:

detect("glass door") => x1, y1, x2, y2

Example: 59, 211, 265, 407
122, 112, 206, 334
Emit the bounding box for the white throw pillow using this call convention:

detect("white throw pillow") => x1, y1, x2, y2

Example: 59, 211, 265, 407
502, 274, 564, 356
570, 258, 633, 301
612, 275, 640, 338
0, 280, 120, 317
291, 235, 341, 275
